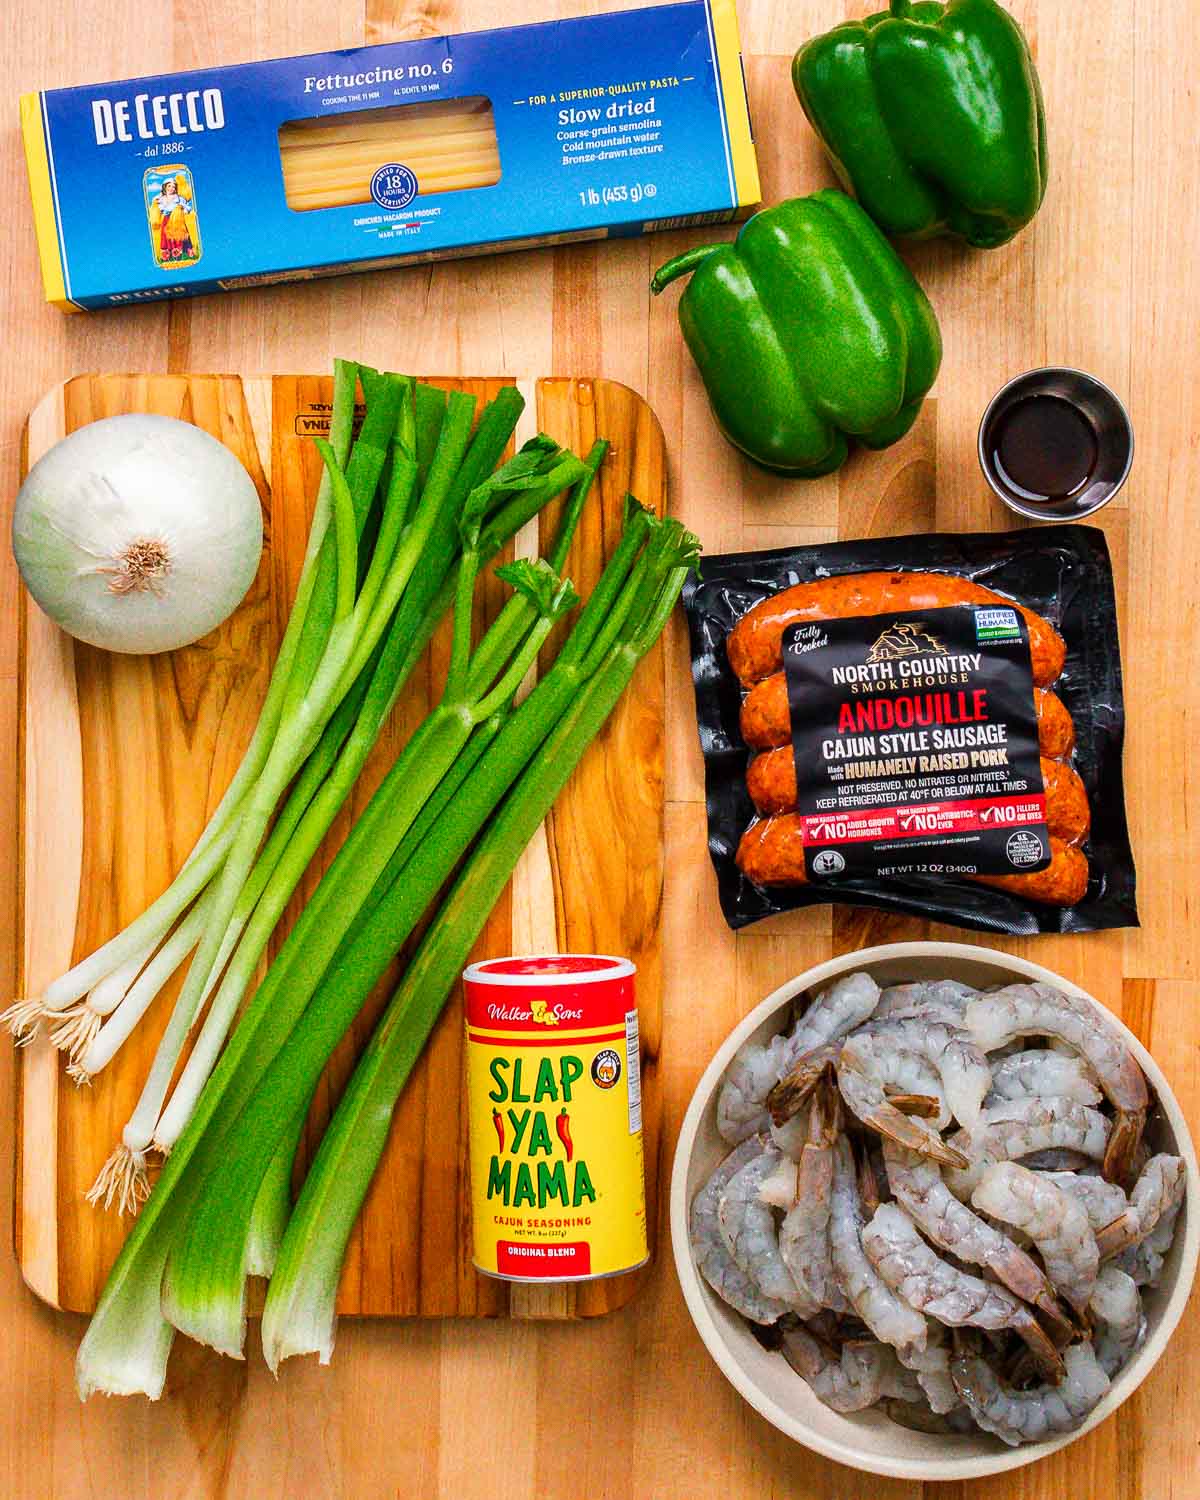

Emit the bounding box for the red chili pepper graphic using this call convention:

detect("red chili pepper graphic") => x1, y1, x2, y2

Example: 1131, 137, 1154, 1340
556, 1108, 573, 1161
492, 1109, 505, 1152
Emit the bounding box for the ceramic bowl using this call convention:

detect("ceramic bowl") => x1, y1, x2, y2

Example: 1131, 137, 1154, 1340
670, 941, 1197, 1481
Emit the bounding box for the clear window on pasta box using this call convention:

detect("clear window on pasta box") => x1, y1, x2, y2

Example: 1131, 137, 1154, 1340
279, 96, 501, 213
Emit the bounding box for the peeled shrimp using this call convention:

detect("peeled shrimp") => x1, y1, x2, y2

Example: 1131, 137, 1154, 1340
1095, 1154, 1186, 1260
856, 1015, 991, 1130
1036, 1171, 1129, 1234
719, 1149, 817, 1314
718, 973, 880, 1142
944, 1097, 1112, 1198
897, 1321, 960, 1415
781, 1328, 923, 1415
1112, 1241, 1166, 1289
950, 1339, 1110, 1447
839, 1039, 968, 1169
971, 1162, 1099, 1314
873, 980, 976, 1026
828, 1137, 928, 1356
1089, 1265, 1146, 1378
757, 1155, 799, 1211
779, 1084, 845, 1313
885, 1145, 1075, 1336
986, 1048, 1102, 1108
965, 984, 1149, 1181
691, 1138, 790, 1324
862, 1204, 1064, 1381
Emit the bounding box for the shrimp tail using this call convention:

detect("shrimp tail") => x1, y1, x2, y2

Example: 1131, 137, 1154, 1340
1104, 1108, 1147, 1185
885, 1093, 943, 1121
1032, 1288, 1079, 1347
1013, 1309, 1067, 1384
767, 1045, 840, 1125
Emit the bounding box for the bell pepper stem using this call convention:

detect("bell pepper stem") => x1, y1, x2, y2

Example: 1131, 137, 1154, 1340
650, 245, 724, 295
889, 0, 912, 15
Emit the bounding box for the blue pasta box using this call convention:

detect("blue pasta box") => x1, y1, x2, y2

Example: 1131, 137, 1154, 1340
20, 0, 759, 311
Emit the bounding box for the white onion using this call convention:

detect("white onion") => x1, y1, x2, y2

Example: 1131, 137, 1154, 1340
12, 413, 264, 655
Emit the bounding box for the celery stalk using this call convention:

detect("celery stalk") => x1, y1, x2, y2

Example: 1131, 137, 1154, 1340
260, 520, 698, 1369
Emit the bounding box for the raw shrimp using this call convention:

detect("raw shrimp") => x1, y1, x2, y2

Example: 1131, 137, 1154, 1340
944, 1097, 1112, 1198
717, 973, 880, 1142
779, 1083, 845, 1313
970, 1162, 1099, 1314
828, 1137, 928, 1356
839, 1039, 969, 1169
856, 1015, 991, 1129
780, 1328, 923, 1415
1095, 1154, 1186, 1260
691, 1138, 790, 1324
986, 1049, 1102, 1108
719, 1148, 818, 1314
861, 1205, 1065, 1381
897, 1322, 960, 1414
965, 984, 1149, 1182
1036, 1172, 1129, 1234
884, 1145, 1075, 1337
757, 1155, 799, 1210
1089, 1265, 1145, 1378
1112, 1241, 1165, 1289
949, 1339, 1110, 1448
873, 981, 976, 1026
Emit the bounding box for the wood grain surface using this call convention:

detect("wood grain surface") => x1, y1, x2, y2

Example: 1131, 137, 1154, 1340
16, 373, 665, 1322
1, 1, 1198, 1497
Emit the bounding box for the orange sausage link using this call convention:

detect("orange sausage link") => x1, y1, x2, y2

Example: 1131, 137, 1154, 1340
736, 821, 1088, 908
746, 750, 1091, 845
973, 839, 1090, 906
741, 678, 1075, 759
727, 572, 1067, 689
1040, 757, 1090, 844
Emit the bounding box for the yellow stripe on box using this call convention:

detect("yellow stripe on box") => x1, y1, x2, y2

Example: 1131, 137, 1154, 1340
708, 0, 761, 209
19, 94, 77, 312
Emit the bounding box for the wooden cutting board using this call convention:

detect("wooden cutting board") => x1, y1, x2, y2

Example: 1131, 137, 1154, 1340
14, 372, 665, 1320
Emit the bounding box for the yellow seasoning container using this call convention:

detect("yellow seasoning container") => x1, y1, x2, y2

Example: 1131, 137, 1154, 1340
464, 954, 649, 1282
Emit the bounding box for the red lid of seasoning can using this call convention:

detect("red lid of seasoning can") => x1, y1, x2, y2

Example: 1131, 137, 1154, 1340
463, 954, 648, 1283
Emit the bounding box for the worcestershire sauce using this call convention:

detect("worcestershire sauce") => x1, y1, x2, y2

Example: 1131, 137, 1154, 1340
990, 395, 1099, 504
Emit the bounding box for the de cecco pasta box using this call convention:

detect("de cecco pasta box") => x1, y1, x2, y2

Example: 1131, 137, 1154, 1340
20, 0, 759, 311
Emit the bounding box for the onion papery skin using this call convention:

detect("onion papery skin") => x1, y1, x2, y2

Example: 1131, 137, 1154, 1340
13, 413, 264, 655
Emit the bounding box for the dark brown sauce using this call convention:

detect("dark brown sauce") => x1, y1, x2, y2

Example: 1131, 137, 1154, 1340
991, 395, 1099, 503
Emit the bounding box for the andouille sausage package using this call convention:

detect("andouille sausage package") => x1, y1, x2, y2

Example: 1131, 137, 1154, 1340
682, 526, 1137, 936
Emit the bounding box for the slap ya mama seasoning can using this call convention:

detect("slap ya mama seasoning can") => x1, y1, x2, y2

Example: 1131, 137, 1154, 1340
463, 955, 649, 1282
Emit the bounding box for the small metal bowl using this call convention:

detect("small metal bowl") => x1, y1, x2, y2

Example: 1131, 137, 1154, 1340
978, 367, 1134, 522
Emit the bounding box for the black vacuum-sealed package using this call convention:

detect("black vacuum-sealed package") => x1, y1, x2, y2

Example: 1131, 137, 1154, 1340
682, 526, 1137, 936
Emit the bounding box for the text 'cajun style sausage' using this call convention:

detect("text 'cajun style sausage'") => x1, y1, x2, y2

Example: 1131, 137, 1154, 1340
746, 751, 1091, 845
736, 820, 1088, 908
727, 572, 1067, 689
740, 677, 1075, 760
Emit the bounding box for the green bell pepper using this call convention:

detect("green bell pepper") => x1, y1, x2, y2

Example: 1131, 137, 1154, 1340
649, 189, 942, 478
793, 0, 1047, 250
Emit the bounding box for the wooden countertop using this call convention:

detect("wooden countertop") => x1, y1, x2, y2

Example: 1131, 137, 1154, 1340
2, 1, 1197, 1496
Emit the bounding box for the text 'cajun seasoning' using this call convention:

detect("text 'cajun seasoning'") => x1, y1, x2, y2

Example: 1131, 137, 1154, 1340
464, 955, 648, 1283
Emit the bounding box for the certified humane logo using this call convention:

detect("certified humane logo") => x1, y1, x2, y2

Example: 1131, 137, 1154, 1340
811, 849, 847, 877
591, 1049, 621, 1089
370, 163, 418, 210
